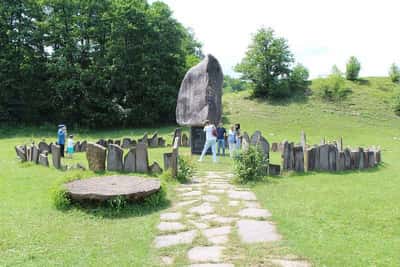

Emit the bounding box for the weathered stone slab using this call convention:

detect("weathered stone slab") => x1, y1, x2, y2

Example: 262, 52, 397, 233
271, 142, 278, 152
123, 148, 136, 172
368, 151, 375, 168
187, 246, 225, 263
149, 132, 158, 147
375, 149, 381, 164
107, 144, 123, 172
51, 144, 61, 169
38, 153, 49, 167
74, 141, 81, 153
135, 143, 149, 173
237, 220, 281, 243
293, 146, 304, 172
122, 138, 132, 148
32, 145, 39, 164
65, 175, 160, 201
242, 132, 250, 152
38, 141, 50, 153
250, 131, 262, 145
307, 147, 316, 171
150, 161, 163, 174
238, 208, 271, 219
182, 133, 189, 146
344, 148, 351, 170
268, 164, 281, 176
26, 146, 32, 161
176, 54, 223, 126
337, 151, 345, 171
80, 140, 87, 152
86, 143, 107, 172
282, 141, 294, 171
319, 144, 330, 171
350, 149, 360, 169
359, 148, 365, 169
139, 133, 148, 145
328, 145, 338, 171
15, 145, 27, 161
155, 230, 197, 248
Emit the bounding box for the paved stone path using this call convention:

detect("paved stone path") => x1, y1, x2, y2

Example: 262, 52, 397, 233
154, 171, 310, 266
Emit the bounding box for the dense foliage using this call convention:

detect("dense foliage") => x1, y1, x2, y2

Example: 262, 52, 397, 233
0, 0, 202, 127
223, 75, 249, 92
389, 63, 400, 83
235, 27, 309, 98
233, 146, 267, 184
314, 66, 351, 101
345, 56, 361, 81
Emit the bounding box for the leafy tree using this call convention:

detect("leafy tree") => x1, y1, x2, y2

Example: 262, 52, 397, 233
289, 64, 310, 92
314, 66, 350, 101
389, 63, 400, 83
223, 75, 249, 92
235, 27, 294, 98
346, 56, 361, 81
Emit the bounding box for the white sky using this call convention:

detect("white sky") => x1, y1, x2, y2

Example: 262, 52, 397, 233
157, 0, 400, 78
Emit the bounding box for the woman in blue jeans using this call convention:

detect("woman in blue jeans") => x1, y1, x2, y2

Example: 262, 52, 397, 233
216, 123, 227, 156
198, 120, 217, 162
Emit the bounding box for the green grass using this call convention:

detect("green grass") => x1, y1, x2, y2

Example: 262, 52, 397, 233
2, 76, 400, 266
223, 77, 400, 266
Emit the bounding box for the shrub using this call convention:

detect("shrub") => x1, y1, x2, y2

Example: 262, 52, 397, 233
315, 66, 351, 101
389, 63, 400, 83
346, 56, 361, 81
289, 64, 310, 93
176, 156, 195, 183
144, 184, 167, 208
52, 187, 71, 210
107, 195, 127, 211
233, 146, 268, 184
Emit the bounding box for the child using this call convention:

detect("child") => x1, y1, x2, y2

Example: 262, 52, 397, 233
67, 135, 74, 159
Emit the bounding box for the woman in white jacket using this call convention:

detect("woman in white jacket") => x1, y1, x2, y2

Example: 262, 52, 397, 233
198, 120, 217, 162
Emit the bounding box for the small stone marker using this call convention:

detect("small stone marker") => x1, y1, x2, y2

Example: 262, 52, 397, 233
344, 148, 351, 170
150, 161, 163, 174
107, 144, 124, 171
86, 143, 107, 172
38, 141, 50, 153
51, 144, 61, 169
182, 133, 189, 146
135, 143, 149, 173
123, 148, 136, 172
350, 149, 360, 169
271, 142, 278, 152
38, 153, 49, 167
241, 132, 250, 151
293, 146, 304, 172
32, 145, 39, 164
80, 140, 87, 152
337, 151, 345, 171
319, 144, 330, 171
149, 132, 158, 147
122, 138, 132, 148
139, 132, 148, 145
74, 141, 81, 153
328, 144, 338, 171
269, 164, 281, 176
15, 145, 27, 161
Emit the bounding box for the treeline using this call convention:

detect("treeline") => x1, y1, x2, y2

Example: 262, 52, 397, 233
0, 0, 202, 128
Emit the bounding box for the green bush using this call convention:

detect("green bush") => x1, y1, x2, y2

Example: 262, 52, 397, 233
346, 56, 361, 81
176, 156, 195, 183
315, 67, 351, 101
233, 146, 268, 184
107, 195, 127, 211
289, 64, 310, 93
144, 184, 167, 208
52, 187, 71, 210
389, 63, 400, 83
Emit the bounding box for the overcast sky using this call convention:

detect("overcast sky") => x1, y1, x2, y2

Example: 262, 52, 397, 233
157, 0, 400, 78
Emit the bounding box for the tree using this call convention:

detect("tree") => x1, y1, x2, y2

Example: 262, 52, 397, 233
345, 56, 361, 81
389, 63, 400, 83
235, 27, 294, 98
289, 64, 309, 92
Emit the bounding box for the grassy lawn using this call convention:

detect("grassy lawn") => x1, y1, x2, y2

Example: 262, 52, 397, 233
1, 77, 400, 266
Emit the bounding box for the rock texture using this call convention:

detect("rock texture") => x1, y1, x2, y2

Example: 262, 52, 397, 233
86, 143, 107, 172
176, 54, 223, 126
107, 144, 123, 172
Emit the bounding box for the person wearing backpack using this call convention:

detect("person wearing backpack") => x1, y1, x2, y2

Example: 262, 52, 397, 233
198, 120, 217, 163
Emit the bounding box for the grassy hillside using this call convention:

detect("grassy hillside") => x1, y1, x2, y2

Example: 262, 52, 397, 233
1, 76, 400, 266
223, 76, 400, 266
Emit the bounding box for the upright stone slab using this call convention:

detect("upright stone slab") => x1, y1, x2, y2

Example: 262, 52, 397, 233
97, 139, 107, 148
150, 162, 163, 174
86, 143, 107, 172
242, 132, 250, 152
135, 143, 149, 173
176, 54, 223, 126
48, 142, 53, 154
74, 141, 81, 153
338, 137, 343, 151
80, 140, 87, 152
107, 144, 123, 172
368, 151, 375, 168
163, 152, 173, 171
173, 128, 182, 146
269, 164, 281, 176
319, 144, 330, 171
337, 151, 345, 171
293, 146, 304, 172
139, 133, 148, 145
51, 144, 61, 169
350, 149, 360, 169
114, 140, 121, 146
315, 145, 321, 170
158, 137, 166, 147
307, 147, 316, 171
256, 136, 270, 160
38, 153, 49, 167
123, 148, 136, 172
363, 150, 369, 169
250, 131, 262, 145
15, 145, 27, 161
271, 143, 278, 152
181, 133, 189, 147
282, 141, 294, 171
171, 137, 179, 177
344, 148, 352, 170
375, 149, 381, 164
122, 138, 132, 148
38, 141, 50, 153
300, 131, 306, 150
328, 145, 338, 171
359, 148, 365, 169
32, 145, 39, 164
149, 132, 158, 147
26, 146, 32, 161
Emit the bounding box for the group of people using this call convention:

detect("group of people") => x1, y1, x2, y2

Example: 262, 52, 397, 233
198, 120, 241, 163
57, 124, 75, 158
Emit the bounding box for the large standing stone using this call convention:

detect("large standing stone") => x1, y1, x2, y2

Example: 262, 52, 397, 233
107, 144, 123, 172
176, 54, 223, 126
149, 132, 158, 147
86, 143, 107, 171
241, 132, 250, 152
319, 144, 330, 171
293, 146, 304, 172
344, 148, 352, 170
135, 143, 149, 173
80, 140, 87, 152
32, 145, 39, 164
38, 153, 49, 167
15, 145, 27, 161
363, 149, 369, 169
26, 146, 32, 161
51, 144, 61, 169
38, 141, 50, 153
123, 148, 136, 172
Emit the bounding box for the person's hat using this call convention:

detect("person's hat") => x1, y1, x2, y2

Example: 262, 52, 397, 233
58, 124, 65, 128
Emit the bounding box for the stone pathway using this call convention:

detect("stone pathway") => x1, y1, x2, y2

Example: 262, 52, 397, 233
154, 171, 310, 266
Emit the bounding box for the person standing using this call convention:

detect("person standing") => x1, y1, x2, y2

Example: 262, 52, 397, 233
57, 125, 66, 157
227, 125, 236, 157
67, 135, 74, 159
198, 120, 217, 162
235, 125, 241, 150
216, 123, 227, 156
